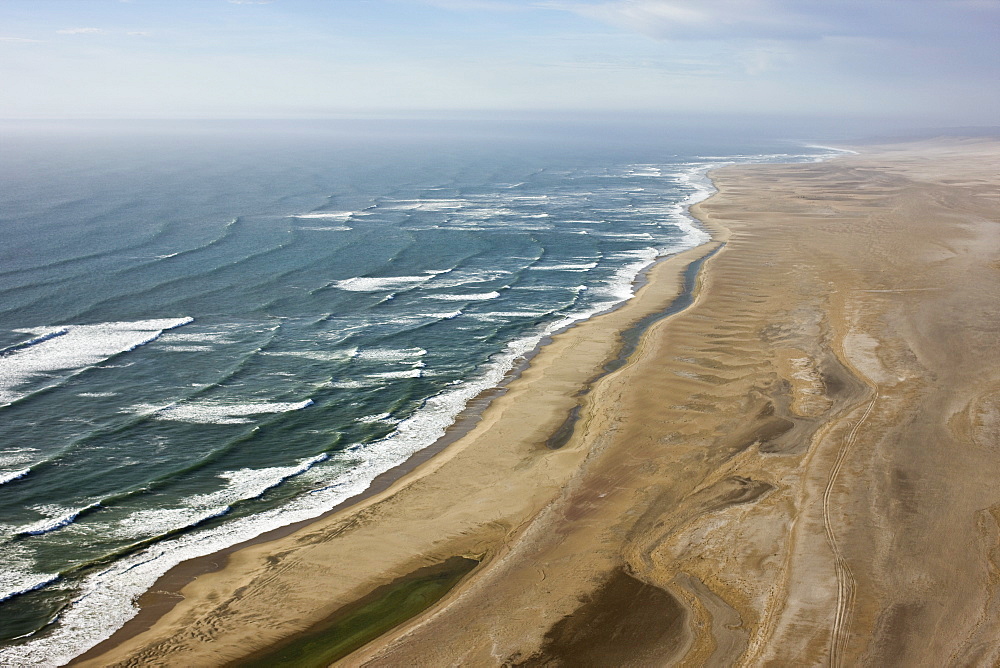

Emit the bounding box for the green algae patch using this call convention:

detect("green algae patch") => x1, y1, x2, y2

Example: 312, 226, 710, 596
233, 556, 478, 668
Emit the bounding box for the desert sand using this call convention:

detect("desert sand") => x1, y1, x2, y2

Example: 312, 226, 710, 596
75, 137, 1000, 667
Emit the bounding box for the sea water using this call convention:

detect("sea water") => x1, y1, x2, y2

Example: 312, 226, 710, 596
0, 120, 833, 663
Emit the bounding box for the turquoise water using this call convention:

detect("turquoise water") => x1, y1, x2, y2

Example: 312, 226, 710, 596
0, 121, 831, 663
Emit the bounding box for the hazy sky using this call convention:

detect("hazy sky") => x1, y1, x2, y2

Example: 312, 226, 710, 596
1, 0, 997, 123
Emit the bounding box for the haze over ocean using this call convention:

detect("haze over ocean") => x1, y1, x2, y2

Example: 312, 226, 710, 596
0, 120, 833, 662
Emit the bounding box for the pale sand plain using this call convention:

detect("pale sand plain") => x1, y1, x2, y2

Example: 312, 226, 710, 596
75, 138, 1000, 667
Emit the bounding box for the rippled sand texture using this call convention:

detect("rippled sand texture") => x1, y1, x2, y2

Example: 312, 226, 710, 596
77, 138, 1000, 667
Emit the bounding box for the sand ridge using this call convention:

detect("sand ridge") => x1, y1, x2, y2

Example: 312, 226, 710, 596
74, 138, 1000, 667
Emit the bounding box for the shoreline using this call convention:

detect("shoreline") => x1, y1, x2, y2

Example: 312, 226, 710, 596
69, 136, 1000, 666
70, 185, 731, 665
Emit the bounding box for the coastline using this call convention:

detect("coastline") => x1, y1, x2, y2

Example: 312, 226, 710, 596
71, 136, 1000, 666
69, 194, 729, 666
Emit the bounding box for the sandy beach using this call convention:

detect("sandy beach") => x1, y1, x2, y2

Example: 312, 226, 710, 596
74, 137, 1000, 667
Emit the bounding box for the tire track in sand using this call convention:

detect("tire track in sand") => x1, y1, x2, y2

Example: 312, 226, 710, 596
823, 385, 878, 667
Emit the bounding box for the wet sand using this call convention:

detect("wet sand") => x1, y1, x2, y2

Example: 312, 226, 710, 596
76, 137, 1000, 667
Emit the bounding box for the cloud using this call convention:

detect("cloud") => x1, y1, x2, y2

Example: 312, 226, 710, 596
127, 31, 151, 37
558, 0, 1000, 42
562, 0, 846, 40
56, 27, 106, 35
0, 37, 42, 43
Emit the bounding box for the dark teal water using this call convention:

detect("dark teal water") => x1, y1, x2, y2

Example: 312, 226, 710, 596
0, 121, 832, 663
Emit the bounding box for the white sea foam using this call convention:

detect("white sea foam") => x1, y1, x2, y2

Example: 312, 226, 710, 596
415, 310, 462, 320
596, 232, 654, 239
158, 332, 235, 344
367, 369, 423, 379
356, 412, 398, 424
15, 502, 101, 537
115, 454, 329, 539
423, 291, 500, 301
448, 206, 515, 219
430, 269, 512, 288
0, 318, 193, 406
326, 379, 377, 389
298, 225, 352, 232
0, 546, 60, 605
132, 399, 313, 425
260, 349, 356, 362
333, 276, 430, 292
289, 212, 356, 221
0, 449, 37, 469
529, 263, 598, 271
384, 199, 465, 211
354, 347, 426, 362
0, 468, 30, 486
467, 310, 552, 321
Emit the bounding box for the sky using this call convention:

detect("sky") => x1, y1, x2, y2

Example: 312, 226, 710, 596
0, 0, 997, 124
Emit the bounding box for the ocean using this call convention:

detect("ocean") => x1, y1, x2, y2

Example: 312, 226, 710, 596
0, 119, 833, 664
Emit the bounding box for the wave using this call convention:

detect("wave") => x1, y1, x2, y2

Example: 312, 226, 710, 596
75, 236, 300, 321
129, 399, 314, 425
260, 349, 356, 362
158, 331, 237, 344
0, 467, 30, 486
296, 225, 352, 232
422, 291, 500, 301
366, 369, 423, 379
326, 379, 380, 389
14, 502, 102, 537
129, 217, 241, 267
22, 322, 285, 475
402, 310, 462, 321
1, 327, 70, 353
333, 275, 433, 292
113, 454, 328, 539
595, 232, 654, 239
0, 572, 61, 605
428, 269, 512, 288
529, 263, 598, 271
354, 347, 426, 363
445, 207, 515, 220
356, 412, 399, 424
0, 318, 193, 407
288, 212, 357, 221
0, 195, 179, 283
466, 309, 553, 321
383, 199, 466, 211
